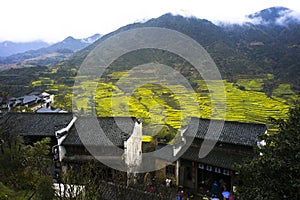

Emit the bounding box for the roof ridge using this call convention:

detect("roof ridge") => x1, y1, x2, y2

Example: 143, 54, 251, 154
190, 117, 266, 126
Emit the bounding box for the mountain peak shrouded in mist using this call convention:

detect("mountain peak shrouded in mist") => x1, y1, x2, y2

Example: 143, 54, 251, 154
47, 34, 102, 53
247, 6, 300, 25
81, 33, 102, 44
60, 34, 102, 44
58, 8, 300, 91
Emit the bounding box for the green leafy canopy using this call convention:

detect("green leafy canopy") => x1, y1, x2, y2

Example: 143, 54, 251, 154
237, 106, 300, 199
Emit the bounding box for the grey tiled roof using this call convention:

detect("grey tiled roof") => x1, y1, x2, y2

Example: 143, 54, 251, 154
185, 118, 267, 146
3, 113, 73, 136
62, 116, 136, 147
152, 118, 266, 167
20, 95, 41, 104
2, 113, 136, 146
35, 107, 67, 113
35, 107, 57, 113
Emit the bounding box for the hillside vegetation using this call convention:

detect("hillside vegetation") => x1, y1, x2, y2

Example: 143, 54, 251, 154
31, 64, 295, 132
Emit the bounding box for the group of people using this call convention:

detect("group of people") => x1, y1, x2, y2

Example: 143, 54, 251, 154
176, 190, 184, 200
174, 178, 235, 200
211, 180, 234, 200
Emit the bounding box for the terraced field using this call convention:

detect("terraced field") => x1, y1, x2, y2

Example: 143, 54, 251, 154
32, 69, 297, 136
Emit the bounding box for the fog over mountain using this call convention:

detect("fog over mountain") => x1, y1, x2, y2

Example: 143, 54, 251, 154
57, 7, 300, 91
246, 7, 300, 25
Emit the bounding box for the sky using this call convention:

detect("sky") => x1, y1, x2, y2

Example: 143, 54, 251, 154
0, 0, 299, 43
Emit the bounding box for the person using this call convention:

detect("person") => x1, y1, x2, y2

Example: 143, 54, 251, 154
147, 185, 154, 192
176, 193, 182, 200
176, 190, 184, 200
166, 178, 171, 187
211, 180, 218, 197
229, 193, 234, 200
219, 179, 227, 192
199, 180, 205, 193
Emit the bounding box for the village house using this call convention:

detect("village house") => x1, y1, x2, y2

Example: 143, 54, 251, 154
2, 113, 267, 196
2, 113, 74, 176
153, 118, 267, 196
55, 116, 142, 184
2, 113, 142, 183
1, 91, 55, 112
4, 112, 72, 145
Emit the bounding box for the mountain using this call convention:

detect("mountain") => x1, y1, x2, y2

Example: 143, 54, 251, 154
1, 7, 300, 97
247, 6, 300, 25
81, 33, 102, 44
222, 7, 300, 89
58, 8, 300, 91
0, 34, 102, 69
0, 40, 49, 57
42, 34, 101, 54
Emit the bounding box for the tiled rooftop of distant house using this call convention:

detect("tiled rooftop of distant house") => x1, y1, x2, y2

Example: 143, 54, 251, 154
185, 118, 267, 147
4, 113, 73, 136
3, 113, 136, 146
62, 116, 136, 147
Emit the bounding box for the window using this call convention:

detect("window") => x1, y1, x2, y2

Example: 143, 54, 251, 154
215, 167, 221, 173
166, 165, 175, 176
52, 145, 59, 162
198, 164, 204, 169
223, 169, 230, 176
206, 165, 212, 171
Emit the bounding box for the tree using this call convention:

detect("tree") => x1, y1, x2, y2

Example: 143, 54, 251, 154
0, 135, 25, 189
22, 137, 54, 198
57, 160, 174, 200
237, 106, 300, 199
35, 176, 55, 200
0, 117, 54, 199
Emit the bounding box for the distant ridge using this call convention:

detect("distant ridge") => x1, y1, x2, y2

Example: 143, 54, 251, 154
62, 7, 300, 91
0, 40, 49, 57
0, 34, 102, 68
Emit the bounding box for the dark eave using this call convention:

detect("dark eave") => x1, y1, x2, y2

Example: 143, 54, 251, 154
181, 145, 253, 170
